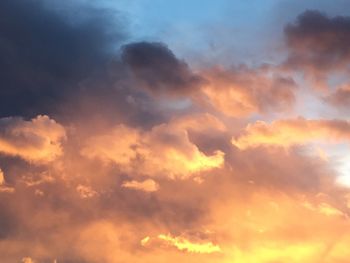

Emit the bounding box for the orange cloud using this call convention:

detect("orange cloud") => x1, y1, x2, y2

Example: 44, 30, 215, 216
76, 221, 129, 263
157, 234, 221, 254
76, 184, 98, 199
200, 67, 295, 117
4, 6, 350, 263
207, 188, 350, 263
122, 179, 159, 192
0, 168, 15, 193
0, 115, 66, 163
80, 124, 140, 166
21, 257, 35, 263
232, 117, 350, 149
302, 202, 345, 217
81, 114, 225, 179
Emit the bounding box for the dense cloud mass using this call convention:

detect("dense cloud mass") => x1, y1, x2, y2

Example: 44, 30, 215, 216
1, 0, 350, 262
284, 10, 350, 87
81, 114, 225, 179
122, 42, 203, 96
0, 0, 124, 117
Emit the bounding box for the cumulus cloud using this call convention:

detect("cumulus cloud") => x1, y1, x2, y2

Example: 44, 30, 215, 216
0, 115, 65, 163
0, 0, 125, 118
200, 66, 296, 117
81, 124, 139, 167
284, 10, 350, 85
122, 42, 203, 96
3, 2, 350, 263
232, 117, 350, 149
122, 42, 296, 118
81, 114, 225, 179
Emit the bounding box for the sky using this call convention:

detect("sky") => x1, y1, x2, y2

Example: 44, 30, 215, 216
2, 1, 350, 262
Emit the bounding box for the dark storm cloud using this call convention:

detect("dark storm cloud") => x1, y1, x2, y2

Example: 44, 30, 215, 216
121, 42, 204, 96
0, 0, 125, 118
284, 10, 350, 73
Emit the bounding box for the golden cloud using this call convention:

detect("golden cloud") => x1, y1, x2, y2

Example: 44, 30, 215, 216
3, 5, 350, 263
21, 258, 35, 263
81, 114, 225, 179
0, 168, 15, 193
158, 234, 222, 254
0, 115, 66, 163
122, 179, 159, 192
232, 117, 350, 149
200, 67, 295, 117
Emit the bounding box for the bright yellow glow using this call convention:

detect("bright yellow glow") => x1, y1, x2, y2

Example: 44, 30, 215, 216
122, 179, 159, 192
158, 234, 222, 254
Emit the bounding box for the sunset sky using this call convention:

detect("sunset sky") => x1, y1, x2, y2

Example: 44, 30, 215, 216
2, 1, 350, 262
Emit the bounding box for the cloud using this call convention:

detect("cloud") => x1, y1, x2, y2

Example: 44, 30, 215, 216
141, 236, 151, 246
76, 221, 123, 262
122, 42, 203, 96
0, 115, 66, 163
121, 42, 296, 118
232, 117, 350, 149
324, 84, 350, 108
0, 169, 4, 185
22, 257, 35, 263
81, 124, 139, 167
284, 10, 350, 84
81, 114, 224, 179
122, 179, 159, 192
0, 168, 14, 193
302, 202, 345, 217
76, 184, 98, 199
2, 2, 350, 263
157, 234, 221, 254
200, 66, 296, 117
206, 188, 350, 262
0, 0, 125, 117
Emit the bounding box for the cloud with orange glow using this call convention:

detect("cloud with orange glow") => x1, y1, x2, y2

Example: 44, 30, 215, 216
81, 114, 225, 179
232, 117, 350, 149
2, 1, 350, 263
0, 115, 65, 163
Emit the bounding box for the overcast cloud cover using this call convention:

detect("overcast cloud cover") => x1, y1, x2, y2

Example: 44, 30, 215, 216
2, 1, 350, 262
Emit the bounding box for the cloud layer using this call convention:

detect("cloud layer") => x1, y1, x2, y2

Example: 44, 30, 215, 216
2, 1, 350, 263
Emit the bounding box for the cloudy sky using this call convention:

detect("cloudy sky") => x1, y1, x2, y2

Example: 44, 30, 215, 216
2, 1, 350, 262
